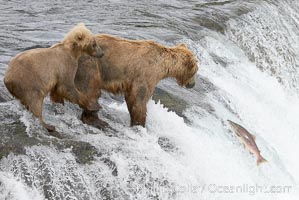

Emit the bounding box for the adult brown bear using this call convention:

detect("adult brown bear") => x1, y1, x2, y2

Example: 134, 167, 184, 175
4, 23, 104, 132
51, 34, 198, 128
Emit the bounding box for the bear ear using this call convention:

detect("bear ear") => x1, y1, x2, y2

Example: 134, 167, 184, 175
179, 43, 187, 48
77, 22, 85, 27
77, 33, 85, 41
77, 34, 83, 41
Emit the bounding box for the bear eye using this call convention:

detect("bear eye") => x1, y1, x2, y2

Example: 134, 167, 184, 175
93, 42, 97, 48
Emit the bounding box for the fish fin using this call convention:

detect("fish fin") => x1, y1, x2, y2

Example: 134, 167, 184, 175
257, 156, 267, 166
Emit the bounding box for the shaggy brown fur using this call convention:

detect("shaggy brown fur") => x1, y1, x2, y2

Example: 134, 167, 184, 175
52, 34, 198, 128
4, 23, 104, 132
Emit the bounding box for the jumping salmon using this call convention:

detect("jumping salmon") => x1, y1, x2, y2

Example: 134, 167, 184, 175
228, 120, 267, 166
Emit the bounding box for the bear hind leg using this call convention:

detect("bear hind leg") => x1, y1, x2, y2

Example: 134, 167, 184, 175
50, 86, 65, 105
27, 93, 55, 132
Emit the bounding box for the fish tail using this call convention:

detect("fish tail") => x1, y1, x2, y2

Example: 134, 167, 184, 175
257, 156, 267, 166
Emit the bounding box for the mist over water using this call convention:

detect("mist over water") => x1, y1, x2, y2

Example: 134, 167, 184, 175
0, 0, 298, 199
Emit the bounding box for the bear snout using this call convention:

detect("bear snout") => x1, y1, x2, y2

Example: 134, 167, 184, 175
186, 80, 195, 88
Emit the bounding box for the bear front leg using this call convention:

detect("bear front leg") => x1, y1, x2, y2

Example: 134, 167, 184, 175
125, 86, 149, 127
130, 103, 147, 127
60, 83, 100, 111
81, 109, 109, 130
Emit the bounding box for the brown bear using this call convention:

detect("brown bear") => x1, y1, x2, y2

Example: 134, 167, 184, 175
4, 23, 104, 132
51, 34, 198, 128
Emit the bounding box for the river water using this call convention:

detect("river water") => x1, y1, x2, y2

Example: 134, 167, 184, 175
0, 0, 298, 199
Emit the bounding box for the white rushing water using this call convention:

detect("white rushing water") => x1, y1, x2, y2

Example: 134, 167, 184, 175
0, 172, 43, 200
0, 0, 299, 199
